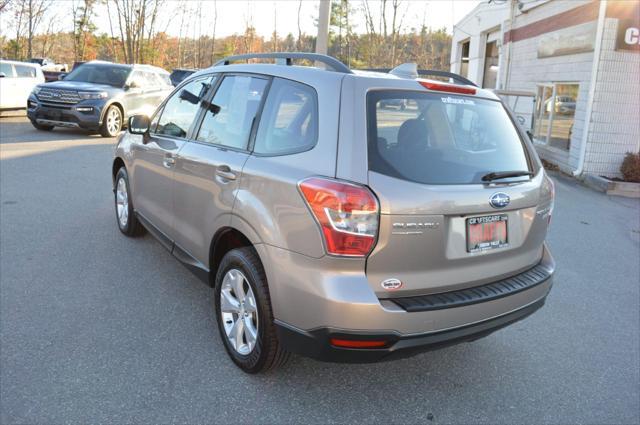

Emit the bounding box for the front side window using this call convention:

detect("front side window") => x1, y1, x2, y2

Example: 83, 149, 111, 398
368, 91, 530, 185
196, 75, 267, 149
253, 78, 318, 155
155, 76, 215, 138
0, 62, 14, 77
15, 64, 36, 78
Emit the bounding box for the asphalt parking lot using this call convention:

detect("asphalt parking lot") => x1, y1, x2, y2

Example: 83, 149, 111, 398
1, 116, 639, 424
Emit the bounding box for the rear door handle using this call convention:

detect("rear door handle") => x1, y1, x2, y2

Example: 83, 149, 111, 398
163, 157, 176, 168
215, 165, 237, 181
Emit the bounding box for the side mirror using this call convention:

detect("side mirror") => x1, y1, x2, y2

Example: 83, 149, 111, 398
58, 73, 67, 80
0, 72, 5, 78
128, 115, 150, 136
127, 80, 140, 89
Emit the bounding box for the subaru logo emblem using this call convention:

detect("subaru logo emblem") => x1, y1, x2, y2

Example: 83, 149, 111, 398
489, 192, 510, 209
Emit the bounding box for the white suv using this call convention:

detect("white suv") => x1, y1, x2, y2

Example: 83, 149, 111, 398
0, 60, 44, 111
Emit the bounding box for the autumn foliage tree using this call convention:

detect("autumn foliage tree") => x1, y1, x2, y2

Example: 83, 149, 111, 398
1, 0, 452, 72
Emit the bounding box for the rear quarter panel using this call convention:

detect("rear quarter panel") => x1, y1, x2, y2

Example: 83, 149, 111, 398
233, 70, 346, 258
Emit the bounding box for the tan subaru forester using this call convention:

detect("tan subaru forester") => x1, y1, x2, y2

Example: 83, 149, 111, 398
112, 53, 555, 373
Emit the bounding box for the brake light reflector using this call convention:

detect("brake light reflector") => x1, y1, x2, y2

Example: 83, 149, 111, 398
418, 80, 476, 95
330, 338, 388, 349
298, 177, 379, 257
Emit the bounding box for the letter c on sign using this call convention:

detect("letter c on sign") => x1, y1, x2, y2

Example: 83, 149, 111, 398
625, 27, 640, 45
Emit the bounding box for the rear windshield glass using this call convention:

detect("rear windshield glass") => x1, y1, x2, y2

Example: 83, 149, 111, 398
63, 64, 131, 88
367, 91, 530, 185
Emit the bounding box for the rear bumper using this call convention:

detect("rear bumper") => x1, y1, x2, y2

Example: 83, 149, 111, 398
275, 296, 547, 363
256, 242, 555, 362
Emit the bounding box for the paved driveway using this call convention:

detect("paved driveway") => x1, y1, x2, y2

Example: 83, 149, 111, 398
1, 117, 638, 424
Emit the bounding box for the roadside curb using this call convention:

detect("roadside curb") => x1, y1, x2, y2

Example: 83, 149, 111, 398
584, 174, 640, 198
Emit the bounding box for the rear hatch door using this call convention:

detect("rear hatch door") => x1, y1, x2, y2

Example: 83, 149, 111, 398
362, 87, 552, 298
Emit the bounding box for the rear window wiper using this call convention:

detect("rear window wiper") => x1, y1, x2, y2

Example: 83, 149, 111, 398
481, 170, 534, 182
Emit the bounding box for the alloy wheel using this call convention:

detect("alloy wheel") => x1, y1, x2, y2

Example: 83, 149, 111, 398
220, 269, 259, 355
107, 107, 121, 135
116, 177, 129, 228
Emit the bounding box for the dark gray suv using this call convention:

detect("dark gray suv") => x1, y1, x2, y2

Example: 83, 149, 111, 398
27, 61, 172, 137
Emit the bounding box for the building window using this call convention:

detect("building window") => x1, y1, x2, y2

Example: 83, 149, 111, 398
533, 83, 578, 151
482, 41, 499, 89
460, 40, 470, 78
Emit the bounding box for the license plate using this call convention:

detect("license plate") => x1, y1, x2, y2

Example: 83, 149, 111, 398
466, 214, 508, 253
46, 111, 61, 120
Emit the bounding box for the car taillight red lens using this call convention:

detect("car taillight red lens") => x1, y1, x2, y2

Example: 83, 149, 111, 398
299, 177, 379, 257
418, 80, 476, 95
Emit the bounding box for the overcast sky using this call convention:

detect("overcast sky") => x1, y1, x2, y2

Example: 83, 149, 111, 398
2, 0, 482, 38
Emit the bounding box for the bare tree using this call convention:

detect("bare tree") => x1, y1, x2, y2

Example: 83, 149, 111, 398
210, 0, 217, 63
242, 1, 254, 53
0, 0, 11, 13
40, 9, 62, 59
72, 0, 96, 61
14, 0, 51, 59
390, 0, 407, 66
11, 0, 27, 58
381, 0, 387, 38
271, 2, 277, 52
296, 0, 302, 51
177, 0, 186, 67
110, 0, 162, 64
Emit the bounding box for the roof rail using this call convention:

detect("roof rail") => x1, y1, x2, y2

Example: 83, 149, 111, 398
214, 52, 353, 74
358, 66, 477, 87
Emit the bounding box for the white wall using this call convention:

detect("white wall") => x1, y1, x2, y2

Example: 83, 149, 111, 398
452, 0, 639, 177
450, 2, 509, 87
584, 17, 640, 178
500, 0, 595, 173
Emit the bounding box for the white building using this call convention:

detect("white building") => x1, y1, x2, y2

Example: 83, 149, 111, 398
451, 0, 640, 179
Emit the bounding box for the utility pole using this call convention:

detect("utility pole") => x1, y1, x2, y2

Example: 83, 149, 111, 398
316, 0, 331, 55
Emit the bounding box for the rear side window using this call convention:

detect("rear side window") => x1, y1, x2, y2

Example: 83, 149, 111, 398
155, 76, 214, 138
367, 91, 530, 185
196, 75, 267, 150
253, 78, 318, 155
157, 73, 171, 87
15, 64, 36, 78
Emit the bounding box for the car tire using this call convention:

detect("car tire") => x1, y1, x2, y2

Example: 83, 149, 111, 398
30, 120, 54, 131
214, 247, 290, 373
100, 105, 123, 137
114, 167, 144, 237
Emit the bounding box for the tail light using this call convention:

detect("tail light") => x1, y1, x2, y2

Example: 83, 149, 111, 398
547, 176, 555, 226
298, 177, 379, 257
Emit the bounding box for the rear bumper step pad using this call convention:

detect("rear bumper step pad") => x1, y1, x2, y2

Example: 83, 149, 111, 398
386, 263, 552, 312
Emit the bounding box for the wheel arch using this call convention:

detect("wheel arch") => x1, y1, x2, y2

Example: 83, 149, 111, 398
112, 157, 126, 185
101, 101, 125, 125
209, 227, 259, 285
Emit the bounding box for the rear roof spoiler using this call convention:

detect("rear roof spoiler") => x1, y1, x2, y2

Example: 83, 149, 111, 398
359, 64, 477, 87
